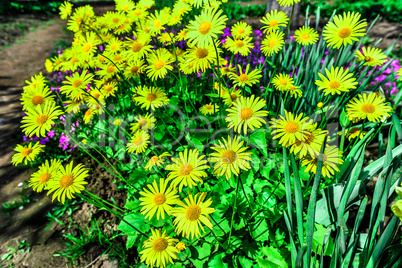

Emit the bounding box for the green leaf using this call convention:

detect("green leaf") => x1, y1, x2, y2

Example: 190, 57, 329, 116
117, 213, 150, 249
312, 224, 334, 256
257, 246, 288, 268
208, 252, 228, 268
189, 242, 212, 268
251, 217, 269, 241
250, 131, 268, 157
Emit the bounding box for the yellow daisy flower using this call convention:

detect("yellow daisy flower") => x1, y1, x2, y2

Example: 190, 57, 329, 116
145, 152, 171, 171
127, 130, 150, 154
289, 123, 327, 158
59, 1, 73, 20
11, 142, 44, 166
323, 11, 367, 49
301, 145, 344, 178
45, 59, 53, 73
60, 71, 93, 100
123, 32, 153, 60
139, 229, 179, 268
229, 64, 262, 88
83, 109, 97, 124
24, 73, 47, 91
261, 30, 285, 56
288, 85, 303, 98
346, 92, 392, 122
225, 36, 254, 56
47, 161, 89, 204
146, 10, 166, 36
21, 101, 63, 138
146, 48, 174, 81
209, 135, 252, 179
294, 26, 319, 45
277, 0, 301, 7
116, 0, 135, 12
270, 110, 312, 147
158, 32, 174, 45
260, 9, 289, 33
139, 178, 180, 220
355, 47, 388, 67
186, 7, 228, 48
175, 29, 188, 42
183, 44, 218, 73
101, 82, 119, 98
226, 95, 268, 135
133, 85, 169, 110
165, 149, 209, 192
105, 37, 124, 54
315, 66, 358, 96
171, 192, 215, 239
272, 73, 294, 92
175, 241, 186, 253
231, 21, 252, 39
220, 64, 236, 76
130, 7, 149, 22
200, 103, 219, 115
76, 31, 100, 60
223, 89, 242, 106
124, 59, 145, 78
29, 159, 62, 192
20, 84, 54, 111
130, 113, 156, 133
340, 127, 368, 141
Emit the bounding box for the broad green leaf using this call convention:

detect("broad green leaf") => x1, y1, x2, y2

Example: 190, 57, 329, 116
208, 252, 228, 268
250, 131, 268, 157
257, 246, 288, 268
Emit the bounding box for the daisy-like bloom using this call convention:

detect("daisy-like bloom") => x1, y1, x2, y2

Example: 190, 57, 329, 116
346, 92, 392, 122
175, 241, 186, 253
101, 82, 119, 98
186, 7, 228, 48
77, 31, 100, 60
123, 32, 153, 60
183, 43, 218, 73
20, 84, 54, 111
229, 64, 262, 88
47, 161, 89, 204
289, 123, 327, 158
127, 130, 150, 154
315, 66, 358, 96
146, 10, 166, 36
355, 47, 388, 67
124, 59, 145, 78
301, 145, 344, 178
130, 6, 149, 22
175, 29, 188, 42
59, 1, 73, 20
277, 0, 301, 7
294, 26, 319, 45
209, 136, 252, 179
226, 95, 268, 135
60, 71, 94, 100
165, 149, 209, 192
338, 127, 368, 141
220, 63, 236, 76
21, 101, 63, 138
323, 11, 367, 49
158, 32, 174, 45
133, 85, 169, 110
98, 61, 123, 80
116, 0, 135, 12
270, 110, 313, 146
139, 178, 180, 220
24, 73, 47, 91
11, 142, 44, 166
130, 113, 156, 133
168, 12, 182, 26
171, 192, 215, 239
83, 109, 97, 124
139, 229, 179, 268
231, 21, 252, 39
272, 73, 294, 92
200, 103, 219, 115
105, 37, 124, 54
223, 89, 242, 106
260, 10, 289, 33
29, 159, 62, 192
45, 59, 53, 73
261, 30, 285, 56
225, 36, 254, 56
146, 48, 174, 81
145, 152, 171, 171
288, 85, 303, 98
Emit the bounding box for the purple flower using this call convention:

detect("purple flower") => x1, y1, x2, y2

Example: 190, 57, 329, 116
47, 130, 55, 138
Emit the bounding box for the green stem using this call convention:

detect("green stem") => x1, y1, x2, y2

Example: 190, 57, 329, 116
227, 176, 240, 248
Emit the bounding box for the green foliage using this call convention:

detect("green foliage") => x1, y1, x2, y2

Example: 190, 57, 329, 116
0, 1, 61, 15
1, 240, 31, 262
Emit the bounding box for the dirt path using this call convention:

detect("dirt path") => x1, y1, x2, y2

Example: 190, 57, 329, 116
0, 17, 72, 267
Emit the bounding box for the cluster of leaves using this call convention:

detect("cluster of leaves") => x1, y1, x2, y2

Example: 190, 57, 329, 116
0, 1, 62, 15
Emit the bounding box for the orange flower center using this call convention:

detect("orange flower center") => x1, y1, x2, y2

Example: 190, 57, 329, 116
279, 79, 288, 85
301, 33, 310, 40
154, 19, 161, 28
122, 5, 129, 10
131, 66, 139, 74
32, 95, 44, 105
36, 114, 49, 125
186, 205, 202, 221
153, 193, 166, 205
113, 18, 120, 24
134, 10, 141, 16
269, 19, 278, 27
338, 27, 351, 38
73, 79, 83, 88
152, 238, 168, 252
199, 21, 212, 35
132, 42, 143, 52
39, 173, 51, 183
196, 48, 208, 59
105, 86, 113, 92
284, 121, 299, 133
146, 93, 157, 102
114, 55, 122, 61
93, 92, 101, 99
82, 43, 92, 53
329, 80, 340, 89
60, 174, 74, 189
134, 137, 143, 145
238, 28, 245, 34
180, 8, 186, 13
268, 39, 276, 48
364, 56, 374, 63
154, 60, 165, 70
361, 103, 375, 114
206, 105, 213, 110
180, 164, 193, 176
139, 119, 148, 127
150, 155, 158, 163
235, 40, 244, 48
222, 149, 237, 164
107, 66, 116, 74
240, 107, 253, 120
231, 94, 238, 101
21, 148, 33, 157
238, 74, 249, 82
